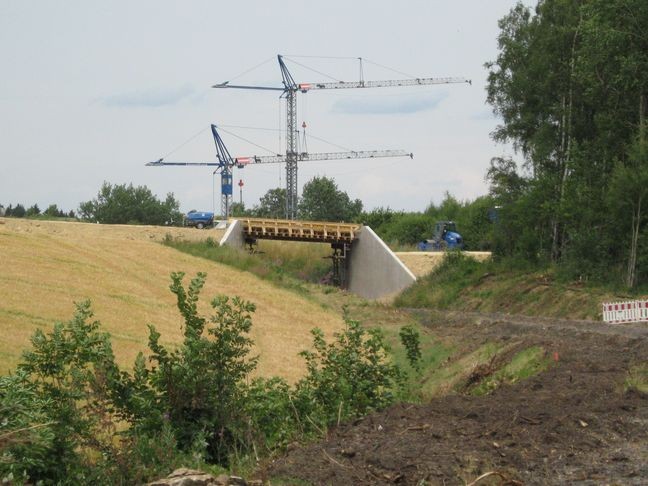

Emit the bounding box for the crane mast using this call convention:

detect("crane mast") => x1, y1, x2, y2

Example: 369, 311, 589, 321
213, 54, 470, 220
147, 125, 412, 218
146, 125, 236, 218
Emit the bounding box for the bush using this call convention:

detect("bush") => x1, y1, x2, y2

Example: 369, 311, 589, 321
295, 311, 402, 427
2, 301, 122, 483
120, 272, 258, 465
0, 273, 404, 482
399, 325, 422, 372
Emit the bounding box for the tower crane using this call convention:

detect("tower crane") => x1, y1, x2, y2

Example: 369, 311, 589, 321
147, 124, 412, 218
146, 125, 238, 218
213, 54, 471, 219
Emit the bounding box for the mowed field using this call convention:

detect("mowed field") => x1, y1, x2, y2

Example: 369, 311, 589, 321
0, 218, 344, 380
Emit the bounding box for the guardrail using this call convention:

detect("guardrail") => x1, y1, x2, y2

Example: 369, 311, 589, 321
602, 300, 648, 323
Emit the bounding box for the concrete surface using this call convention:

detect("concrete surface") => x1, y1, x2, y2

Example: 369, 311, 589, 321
347, 226, 417, 300
219, 219, 244, 248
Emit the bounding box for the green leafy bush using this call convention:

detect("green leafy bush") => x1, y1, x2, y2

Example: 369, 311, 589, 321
295, 312, 402, 427
399, 325, 422, 371
0, 273, 403, 482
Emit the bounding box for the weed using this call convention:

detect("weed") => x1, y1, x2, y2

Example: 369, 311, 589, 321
399, 325, 422, 371
625, 363, 648, 394
470, 346, 552, 396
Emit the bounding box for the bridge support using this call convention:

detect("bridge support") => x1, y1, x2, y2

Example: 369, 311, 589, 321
219, 218, 416, 300
347, 226, 416, 300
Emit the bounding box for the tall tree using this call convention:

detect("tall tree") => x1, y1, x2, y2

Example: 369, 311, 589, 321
298, 176, 362, 222
486, 0, 648, 281
12, 204, 26, 218
26, 204, 41, 217
608, 125, 648, 288
253, 188, 286, 219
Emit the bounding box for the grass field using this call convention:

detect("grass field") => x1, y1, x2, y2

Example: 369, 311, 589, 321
0, 218, 344, 380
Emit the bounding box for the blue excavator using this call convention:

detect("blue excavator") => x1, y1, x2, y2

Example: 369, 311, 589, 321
417, 221, 463, 251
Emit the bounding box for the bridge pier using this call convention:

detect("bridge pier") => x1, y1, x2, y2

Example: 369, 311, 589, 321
346, 226, 416, 300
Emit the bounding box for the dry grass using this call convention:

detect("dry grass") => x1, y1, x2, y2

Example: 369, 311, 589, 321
395, 251, 492, 278
0, 218, 344, 381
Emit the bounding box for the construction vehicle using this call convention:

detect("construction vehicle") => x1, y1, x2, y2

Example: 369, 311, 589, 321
185, 210, 214, 229
417, 221, 463, 251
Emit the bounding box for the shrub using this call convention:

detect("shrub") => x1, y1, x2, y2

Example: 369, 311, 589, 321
0, 273, 405, 481
123, 272, 258, 465
399, 325, 422, 372
295, 311, 402, 428
2, 301, 121, 483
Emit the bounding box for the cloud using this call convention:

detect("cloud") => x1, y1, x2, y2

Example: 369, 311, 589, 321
331, 93, 446, 115
100, 84, 196, 108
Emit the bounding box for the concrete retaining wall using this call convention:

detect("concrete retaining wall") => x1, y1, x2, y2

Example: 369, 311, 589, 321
219, 219, 244, 248
347, 226, 417, 300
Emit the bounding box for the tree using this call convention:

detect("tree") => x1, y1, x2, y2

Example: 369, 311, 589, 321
608, 125, 648, 288
229, 202, 249, 217
12, 204, 26, 218
253, 188, 286, 219
26, 204, 40, 217
79, 182, 182, 225
44, 204, 61, 217
485, 0, 648, 281
298, 176, 363, 222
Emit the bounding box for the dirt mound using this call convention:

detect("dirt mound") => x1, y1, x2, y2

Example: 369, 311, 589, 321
264, 313, 648, 485
0, 218, 343, 380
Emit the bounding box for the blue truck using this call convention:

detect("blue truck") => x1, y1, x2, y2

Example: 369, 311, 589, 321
184, 210, 214, 229
417, 221, 463, 251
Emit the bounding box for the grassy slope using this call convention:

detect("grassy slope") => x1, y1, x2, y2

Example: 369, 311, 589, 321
395, 253, 647, 320
0, 218, 343, 380
162, 239, 563, 401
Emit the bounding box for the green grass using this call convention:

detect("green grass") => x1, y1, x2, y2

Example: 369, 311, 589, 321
470, 346, 552, 396
625, 363, 648, 394
379, 324, 454, 402
163, 238, 332, 295
420, 342, 503, 399
394, 252, 645, 320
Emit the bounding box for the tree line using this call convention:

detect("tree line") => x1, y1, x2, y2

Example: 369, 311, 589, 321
1, 203, 75, 219
485, 0, 648, 288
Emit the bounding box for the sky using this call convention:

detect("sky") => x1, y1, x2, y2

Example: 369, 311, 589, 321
0, 0, 535, 215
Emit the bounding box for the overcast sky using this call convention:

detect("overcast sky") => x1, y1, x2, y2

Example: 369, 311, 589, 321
0, 0, 534, 214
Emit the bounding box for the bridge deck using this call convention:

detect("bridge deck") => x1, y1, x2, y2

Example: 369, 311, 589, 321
237, 218, 360, 244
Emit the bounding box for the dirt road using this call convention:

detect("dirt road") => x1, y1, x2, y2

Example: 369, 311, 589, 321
265, 311, 648, 485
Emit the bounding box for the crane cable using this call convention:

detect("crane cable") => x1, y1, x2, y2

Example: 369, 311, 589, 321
216, 126, 278, 156
160, 126, 210, 159
361, 58, 418, 80
224, 57, 276, 83
281, 56, 342, 82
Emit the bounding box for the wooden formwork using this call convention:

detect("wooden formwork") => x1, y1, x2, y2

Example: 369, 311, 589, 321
236, 217, 360, 243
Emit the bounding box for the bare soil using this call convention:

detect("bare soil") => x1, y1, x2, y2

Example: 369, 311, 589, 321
263, 312, 648, 485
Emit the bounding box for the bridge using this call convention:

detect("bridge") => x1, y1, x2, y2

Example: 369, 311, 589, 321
238, 217, 360, 244
220, 218, 416, 299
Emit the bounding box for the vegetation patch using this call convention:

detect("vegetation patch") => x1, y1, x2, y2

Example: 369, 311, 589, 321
395, 252, 640, 320
625, 363, 648, 394
0, 273, 400, 484
420, 342, 504, 399
164, 238, 332, 290
470, 346, 552, 396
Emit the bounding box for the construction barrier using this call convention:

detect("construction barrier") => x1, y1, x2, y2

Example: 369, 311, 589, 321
602, 300, 648, 323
